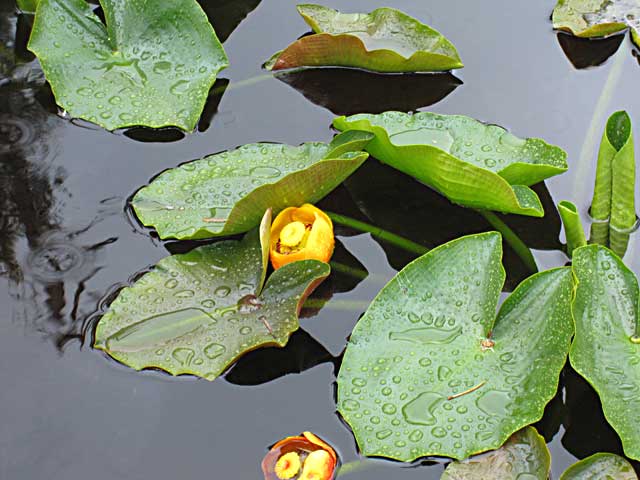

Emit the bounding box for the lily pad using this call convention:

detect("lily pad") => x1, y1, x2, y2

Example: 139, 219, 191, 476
28, 0, 228, 131
560, 452, 638, 479
265, 4, 462, 73
132, 131, 371, 240
337, 232, 574, 461
571, 244, 640, 460
552, 0, 640, 44
441, 427, 550, 479
94, 211, 331, 381
334, 112, 568, 217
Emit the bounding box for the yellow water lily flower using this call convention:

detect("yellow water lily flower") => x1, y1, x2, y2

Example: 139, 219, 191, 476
270, 204, 334, 269
262, 431, 338, 480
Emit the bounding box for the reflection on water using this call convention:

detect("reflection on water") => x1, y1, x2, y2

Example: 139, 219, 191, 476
557, 32, 625, 69
275, 69, 462, 115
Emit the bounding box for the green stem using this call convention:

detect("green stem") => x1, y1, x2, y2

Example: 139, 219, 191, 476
337, 458, 376, 477
302, 298, 371, 311
326, 212, 429, 257
558, 201, 587, 257
572, 48, 626, 205
329, 261, 368, 281
476, 210, 538, 273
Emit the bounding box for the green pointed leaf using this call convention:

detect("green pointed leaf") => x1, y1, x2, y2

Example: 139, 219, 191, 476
17, 0, 38, 13
265, 4, 462, 73
132, 136, 370, 240
559, 200, 587, 257
28, 0, 228, 131
560, 453, 638, 480
571, 244, 640, 460
441, 427, 550, 479
94, 212, 330, 381
337, 232, 574, 461
334, 112, 568, 217
552, 0, 638, 39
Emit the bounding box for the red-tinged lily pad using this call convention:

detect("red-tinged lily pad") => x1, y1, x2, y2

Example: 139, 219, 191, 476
94, 211, 330, 381
265, 4, 462, 73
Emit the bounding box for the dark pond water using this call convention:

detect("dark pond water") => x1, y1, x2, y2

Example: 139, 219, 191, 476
2, 0, 640, 478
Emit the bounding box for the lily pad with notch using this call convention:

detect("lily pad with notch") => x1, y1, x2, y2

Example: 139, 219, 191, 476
337, 232, 574, 461
94, 211, 331, 381
334, 111, 568, 218
28, 0, 229, 131
131, 131, 372, 240
570, 244, 640, 460
265, 4, 462, 73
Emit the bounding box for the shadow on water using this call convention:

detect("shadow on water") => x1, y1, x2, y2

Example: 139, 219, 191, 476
198, 0, 262, 43
319, 160, 562, 291
557, 32, 625, 69
274, 69, 462, 115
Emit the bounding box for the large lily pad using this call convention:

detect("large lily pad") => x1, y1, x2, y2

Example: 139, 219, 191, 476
440, 427, 550, 479
28, 0, 228, 131
552, 0, 640, 44
334, 112, 568, 217
265, 4, 462, 73
337, 232, 574, 461
94, 211, 330, 381
571, 244, 640, 460
560, 452, 638, 479
132, 131, 371, 240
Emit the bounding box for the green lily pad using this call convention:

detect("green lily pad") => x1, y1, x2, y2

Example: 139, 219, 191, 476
560, 452, 638, 479
94, 211, 331, 381
132, 131, 371, 240
552, 0, 640, 43
265, 4, 462, 73
441, 427, 551, 479
28, 0, 228, 131
337, 232, 574, 461
571, 244, 640, 460
333, 112, 568, 217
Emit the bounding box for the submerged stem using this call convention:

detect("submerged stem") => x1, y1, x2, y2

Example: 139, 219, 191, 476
476, 210, 538, 273
325, 212, 429, 256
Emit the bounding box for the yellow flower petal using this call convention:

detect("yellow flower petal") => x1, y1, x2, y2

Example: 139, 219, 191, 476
299, 450, 333, 480
274, 452, 301, 479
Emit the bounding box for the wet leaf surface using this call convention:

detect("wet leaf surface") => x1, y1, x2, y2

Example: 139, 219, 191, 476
334, 111, 568, 217
441, 427, 550, 479
560, 452, 638, 479
266, 4, 462, 72
337, 233, 574, 461
28, 0, 228, 131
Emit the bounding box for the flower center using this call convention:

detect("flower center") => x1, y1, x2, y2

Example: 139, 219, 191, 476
275, 452, 302, 479
278, 221, 311, 251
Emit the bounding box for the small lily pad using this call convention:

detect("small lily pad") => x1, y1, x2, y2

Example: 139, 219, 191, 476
94, 211, 331, 381
560, 452, 638, 479
571, 244, 640, 460
28, 0, 228, 131
265, 4, 462, 73
132, 131, 371, 240
441, 427, 551, 479
334, 112, 568, 217
337, 232, 574, 461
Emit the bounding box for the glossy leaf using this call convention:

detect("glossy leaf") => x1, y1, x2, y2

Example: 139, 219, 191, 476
28, 0, 228, 131
17, 0, 38, 13
559, 200, 587, 256
441, 427, 550, 479
94, 211, 331, 381
337, 232, 574, 461
334, 112, 568, 217
560, 452, 638, 479
265, 4, 462, 73
132, 132, 371, 240
552, 0, 639, 42
571, 244, 640, 460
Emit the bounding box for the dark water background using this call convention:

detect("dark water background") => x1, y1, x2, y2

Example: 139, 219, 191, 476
2, 0, 640, 478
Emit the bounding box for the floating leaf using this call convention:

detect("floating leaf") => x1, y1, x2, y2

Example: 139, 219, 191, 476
441, 427, 550, 479
571, 244, 640, 460
552, 0, 640, 43
265, 4, 462, 73
334, 112, 568, 217
560, 452, 638, 479
132, 132, 371, 240
337, 232, 574, 461
28, 0, 228, 131
94, 211, 330, 381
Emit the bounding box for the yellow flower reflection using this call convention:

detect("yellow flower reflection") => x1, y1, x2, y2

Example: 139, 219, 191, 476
262, 431, 338, 480
270, 204, 334, 270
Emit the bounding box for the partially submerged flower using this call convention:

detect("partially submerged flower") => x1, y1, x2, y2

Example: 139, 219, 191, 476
270, 204, 334, 269
262, 431, 338, 480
